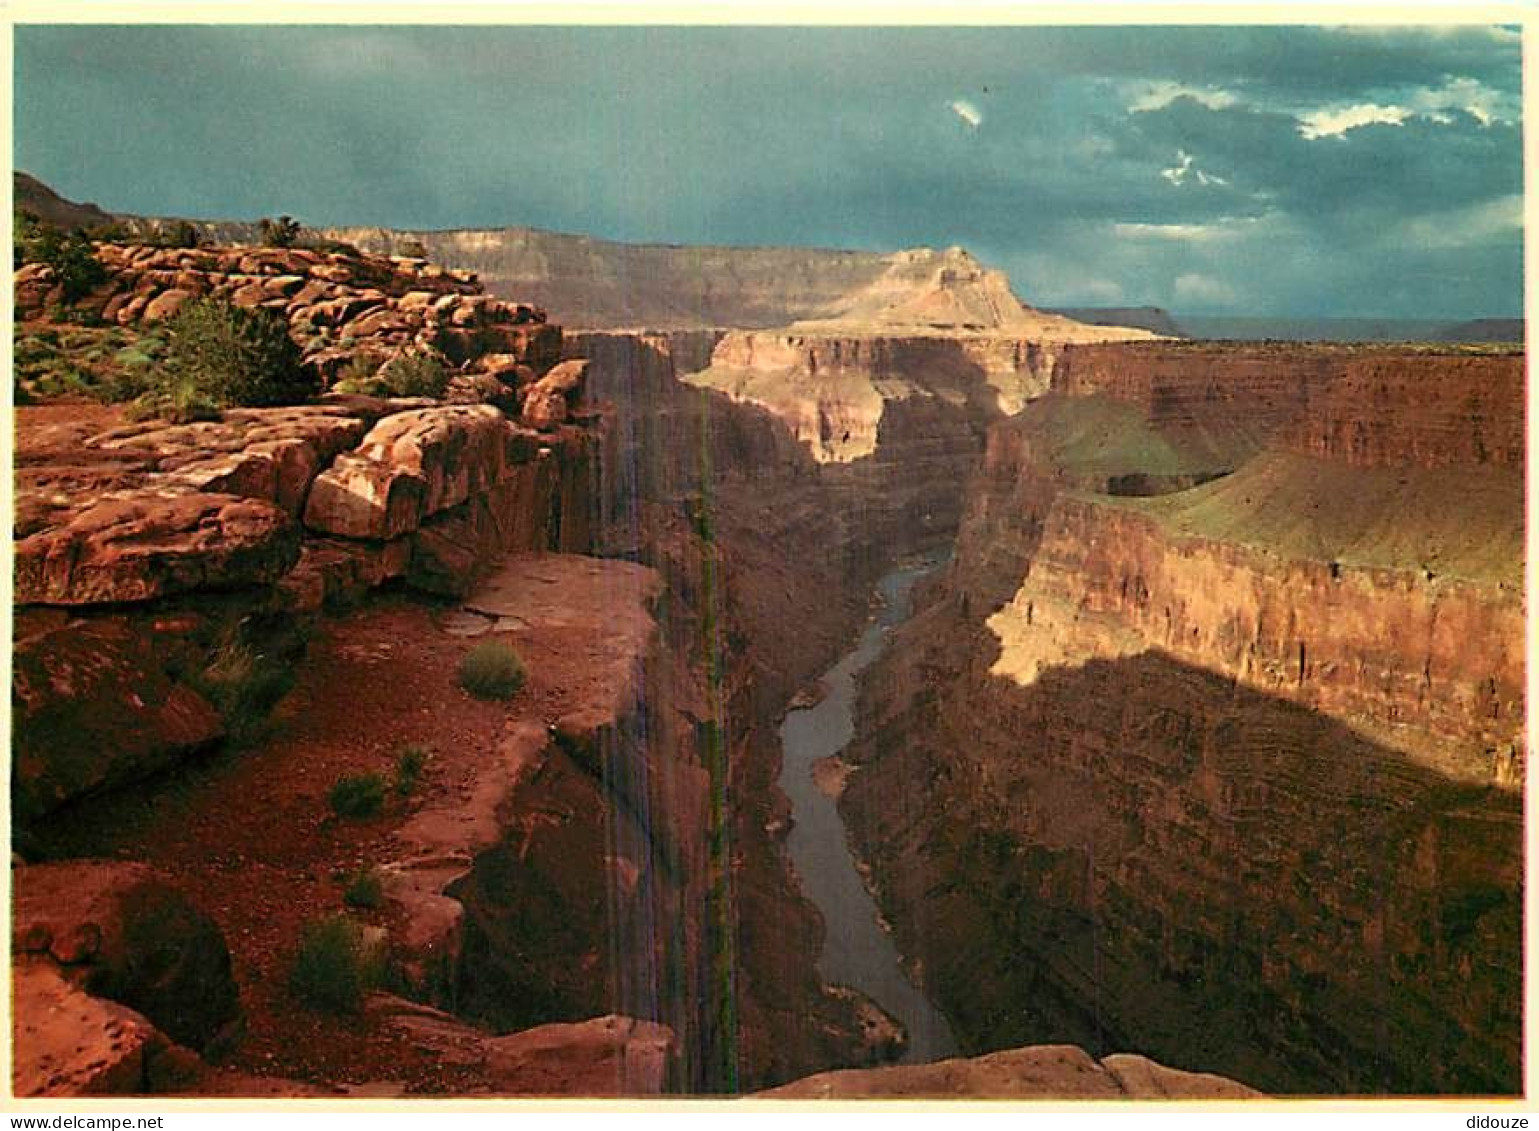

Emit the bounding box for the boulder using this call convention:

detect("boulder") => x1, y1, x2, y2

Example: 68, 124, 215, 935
758, 1044, 1261, 1099
15, 491, 301, 605
368, 998, 674, 1096
445, 372, 518, 412
12, 618, 223, 822
13, 961, 163, 1096
13, 860, 240, 1051
521, 358, 589, 431
141, 287, 194, 323
303, 406, 537, 540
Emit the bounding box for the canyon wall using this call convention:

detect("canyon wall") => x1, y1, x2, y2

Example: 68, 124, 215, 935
841, 341, 1524, 1095
570, 328, 961, 1086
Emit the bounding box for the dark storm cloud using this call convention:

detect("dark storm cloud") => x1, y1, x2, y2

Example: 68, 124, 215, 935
13, 23, 1523, 318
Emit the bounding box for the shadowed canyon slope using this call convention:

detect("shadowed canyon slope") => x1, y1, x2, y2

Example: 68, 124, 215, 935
841, 341, 1523, 1095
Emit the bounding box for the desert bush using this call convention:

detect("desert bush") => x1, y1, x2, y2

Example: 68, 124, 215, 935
186, 635, 295, 745
329, 350, 385, 393
333, 351, 449, 400
85, 220, 130, 242
394, 745, 429, 796
342, 868, 385, 910
377, 352, 448, 398
143, 219, 201, 249
20, 224, 106, 302
139, 298, 314, 421
13, 208, 42, 266
288, 914, 384, 1014
328, 773, 388, 819
457, 639, 526, 701
259, 215, 301, 249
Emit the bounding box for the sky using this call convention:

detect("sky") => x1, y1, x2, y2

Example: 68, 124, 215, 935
13, 22, 1525, 318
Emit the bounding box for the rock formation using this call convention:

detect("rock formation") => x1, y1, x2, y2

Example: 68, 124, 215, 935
840, 340, 1524, 1095
761, 1044, 1259, 1099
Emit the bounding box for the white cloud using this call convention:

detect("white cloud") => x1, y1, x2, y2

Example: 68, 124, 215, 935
1395, 194, 1523, 251
1173, 272, 1239, 307
1296, 79, 1516, 140
1407, 76, 1517, 126
1113, 222, 1226, 242
1161, 149, 1228, 187
948, 99, 982, 130
1127, 81, 1239, 114
1298, 102, 1411, 140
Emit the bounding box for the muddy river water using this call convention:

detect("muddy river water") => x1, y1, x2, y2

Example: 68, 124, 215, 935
777, 555, 959, 1064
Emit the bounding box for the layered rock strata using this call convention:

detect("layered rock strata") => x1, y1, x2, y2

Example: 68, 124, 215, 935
841, 341, 1524, 1095
13, 241, 596, 830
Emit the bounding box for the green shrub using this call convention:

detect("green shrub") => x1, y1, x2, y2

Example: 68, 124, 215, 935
259, 215, 301, 249
21, 225, 106, 302
328, 773, 388, 819
185, 635, 296, 745
332, 350, 385, 390
342, 868, 385, 910
152, 298, 315, 418
85, 220, 131, 242
333, 351, 450, 400
457, 639, 526, 700
288, 914, 384, 1014
377, 352, 449, 398
155, 220, 201, 249
394, 745, 429, 795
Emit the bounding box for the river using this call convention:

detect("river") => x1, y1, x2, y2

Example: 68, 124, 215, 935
777, 555, 959, 1064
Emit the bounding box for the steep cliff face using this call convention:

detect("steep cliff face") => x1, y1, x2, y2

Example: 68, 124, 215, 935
841, 341, 1523, 1095
568, 329, 921, 1088
327, 226, 898, 329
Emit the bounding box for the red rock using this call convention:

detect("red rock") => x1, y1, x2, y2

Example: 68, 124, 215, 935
230, 282, 269, 308
141, 288, 194, 323
368, 998, 674, 1096
760, 1044, 1259, 1098
13, 861, 239, 1050
15, 491, 300, 605
12, 620, 223, 820
13, 961, 162, 1096
303, 406, 537, 539
521, 359, 588, 430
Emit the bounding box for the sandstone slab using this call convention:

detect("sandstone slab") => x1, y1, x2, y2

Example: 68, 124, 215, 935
759, 1043, 1260, 1099
367, 997, 674, 1096
16, 491, 300, 606
304, 405, 538, 540
12, 619, 224, 821
13, 860, 240, 1050
13, 961, 161, 1096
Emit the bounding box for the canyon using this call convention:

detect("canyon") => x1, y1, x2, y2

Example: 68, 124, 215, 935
9, 176, 1524, 1101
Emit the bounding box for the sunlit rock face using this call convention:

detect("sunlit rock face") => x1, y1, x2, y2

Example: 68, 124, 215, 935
840, 340, 1523, 1096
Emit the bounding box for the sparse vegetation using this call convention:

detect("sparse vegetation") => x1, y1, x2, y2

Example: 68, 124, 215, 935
134, 298, 314, 421
332, 350, 448, 399
457, 639, 527, 700
145, 219, 202, 249
288, 913, 385, 1014
342, 867, 385, 910
328, 773, 388, 820
16, 216, 107, 302
394, 745, 430, 796
378, 352, 449, 398
259, 214, 302, 249
185, 633, 297, 746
